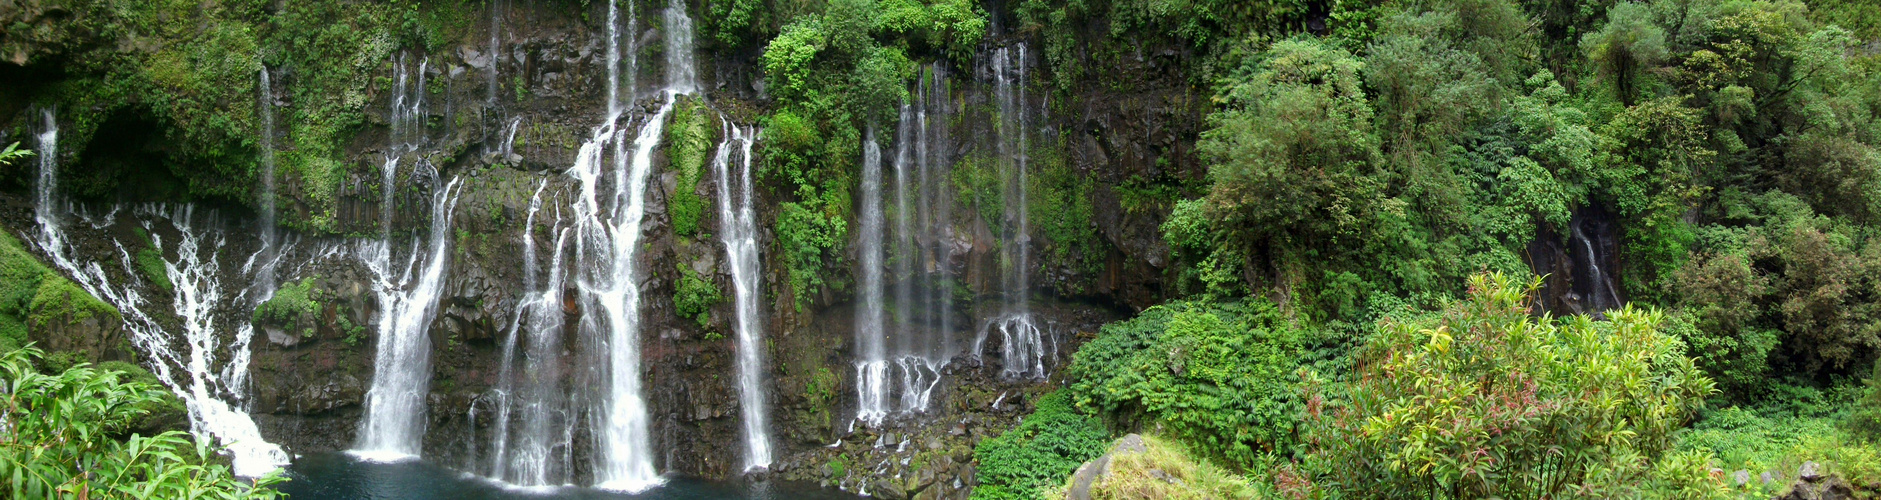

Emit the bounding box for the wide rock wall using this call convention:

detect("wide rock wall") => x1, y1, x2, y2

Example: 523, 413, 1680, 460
0, 0, 1203, 494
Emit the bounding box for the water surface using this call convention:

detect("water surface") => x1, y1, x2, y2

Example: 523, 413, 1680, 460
280, 453, 862, 500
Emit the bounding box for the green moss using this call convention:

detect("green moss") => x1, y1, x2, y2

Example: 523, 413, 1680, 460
253, 277, 322, 327
135, 247, 172, 292
1027, 148, 1102, 278
951, 153, 1005, 237
0, 231, 113, 350
666, 97, 721, 237
29, 278, 120, 328
673, 264, 724, 328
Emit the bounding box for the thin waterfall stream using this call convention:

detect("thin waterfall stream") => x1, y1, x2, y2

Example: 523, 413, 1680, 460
713, 124, 772, 471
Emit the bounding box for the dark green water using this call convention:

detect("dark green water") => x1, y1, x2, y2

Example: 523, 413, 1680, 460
279, 453, 863, 500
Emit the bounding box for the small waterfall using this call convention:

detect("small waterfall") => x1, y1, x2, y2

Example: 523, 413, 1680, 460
487, 0, 504, 106
713, 125, 772, 470
855, 127, 890, 427
974, 44, 1048, 380
354, 178, 466, 460
663, 0, 697, 94
484, 182, 577, 486
34, 108, 60, 247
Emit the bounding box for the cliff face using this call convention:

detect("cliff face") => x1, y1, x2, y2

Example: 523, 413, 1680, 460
0, 0, 1199, 494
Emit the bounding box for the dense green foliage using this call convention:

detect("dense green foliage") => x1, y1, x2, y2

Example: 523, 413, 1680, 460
753, 0, 991, 309
969, 390, 1110, 500
0, 346, 283, 498
1305, 273, 1714, 498
1066, 299, 1305, 470
252, 278, 322, 339
667, 98, 722, 238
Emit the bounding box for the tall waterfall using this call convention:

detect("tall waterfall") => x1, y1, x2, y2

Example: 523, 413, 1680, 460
713, 125, 772, 470
254, 67, 280, 298
855, 127, 890, 426
975, 44, 1047, 380
856, 64, 955, 427
486, 181, 576, 485
354, 178, 466, 460
29, 111, 290, 477
355, 53, 460, 461
568, 0, 701, 490
34, 108, 59, 245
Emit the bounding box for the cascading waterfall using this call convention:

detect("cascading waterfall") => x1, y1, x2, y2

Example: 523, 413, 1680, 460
354, 178, 466, 460
568, 0, 701, 490
486, 181, 576, 485
482, 181, 579, 486
855, 65, 956, 427
713, 124, 772, 471
29, 111, 290, 476
855, 127, 890, 427
355, 53, 459, 461
975, 44, 1049, 380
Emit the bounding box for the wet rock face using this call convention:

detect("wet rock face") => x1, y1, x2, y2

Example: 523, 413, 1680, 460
1528, 204, 1625, 317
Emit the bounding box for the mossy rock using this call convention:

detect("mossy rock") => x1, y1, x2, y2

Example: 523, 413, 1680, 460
254, 278, 324, 339
0, 231, 122, 358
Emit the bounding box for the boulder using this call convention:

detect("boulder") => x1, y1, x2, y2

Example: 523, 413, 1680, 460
1067, 434, 1148, 500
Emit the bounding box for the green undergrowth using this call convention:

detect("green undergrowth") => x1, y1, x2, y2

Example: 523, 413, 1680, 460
253, 277, 322, 338
0, 231, 117, 353
971, 390, 1110, 500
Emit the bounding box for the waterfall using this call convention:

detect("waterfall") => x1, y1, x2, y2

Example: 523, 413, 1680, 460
255, 67, 279, 299
713, 124, 772, 471
34, 108, 59, 248
487, 0, 503, 106
567, 0, 700, 490
855, 127, 890, 427
663, 0, 697, 94
852, 65, 960, 428
355, 52, 458, 460
974, 44, 1048, 380
354, 178, 466, 460
29, 111, 290, 476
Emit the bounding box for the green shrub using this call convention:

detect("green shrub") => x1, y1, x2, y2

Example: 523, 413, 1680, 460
971, 390, 1110, 500
1066, 298, 1304, 470
0, 346, 284, 498
1303, 273, 1715, 498
673, 265, 723, 329
253, 278, 321, 329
